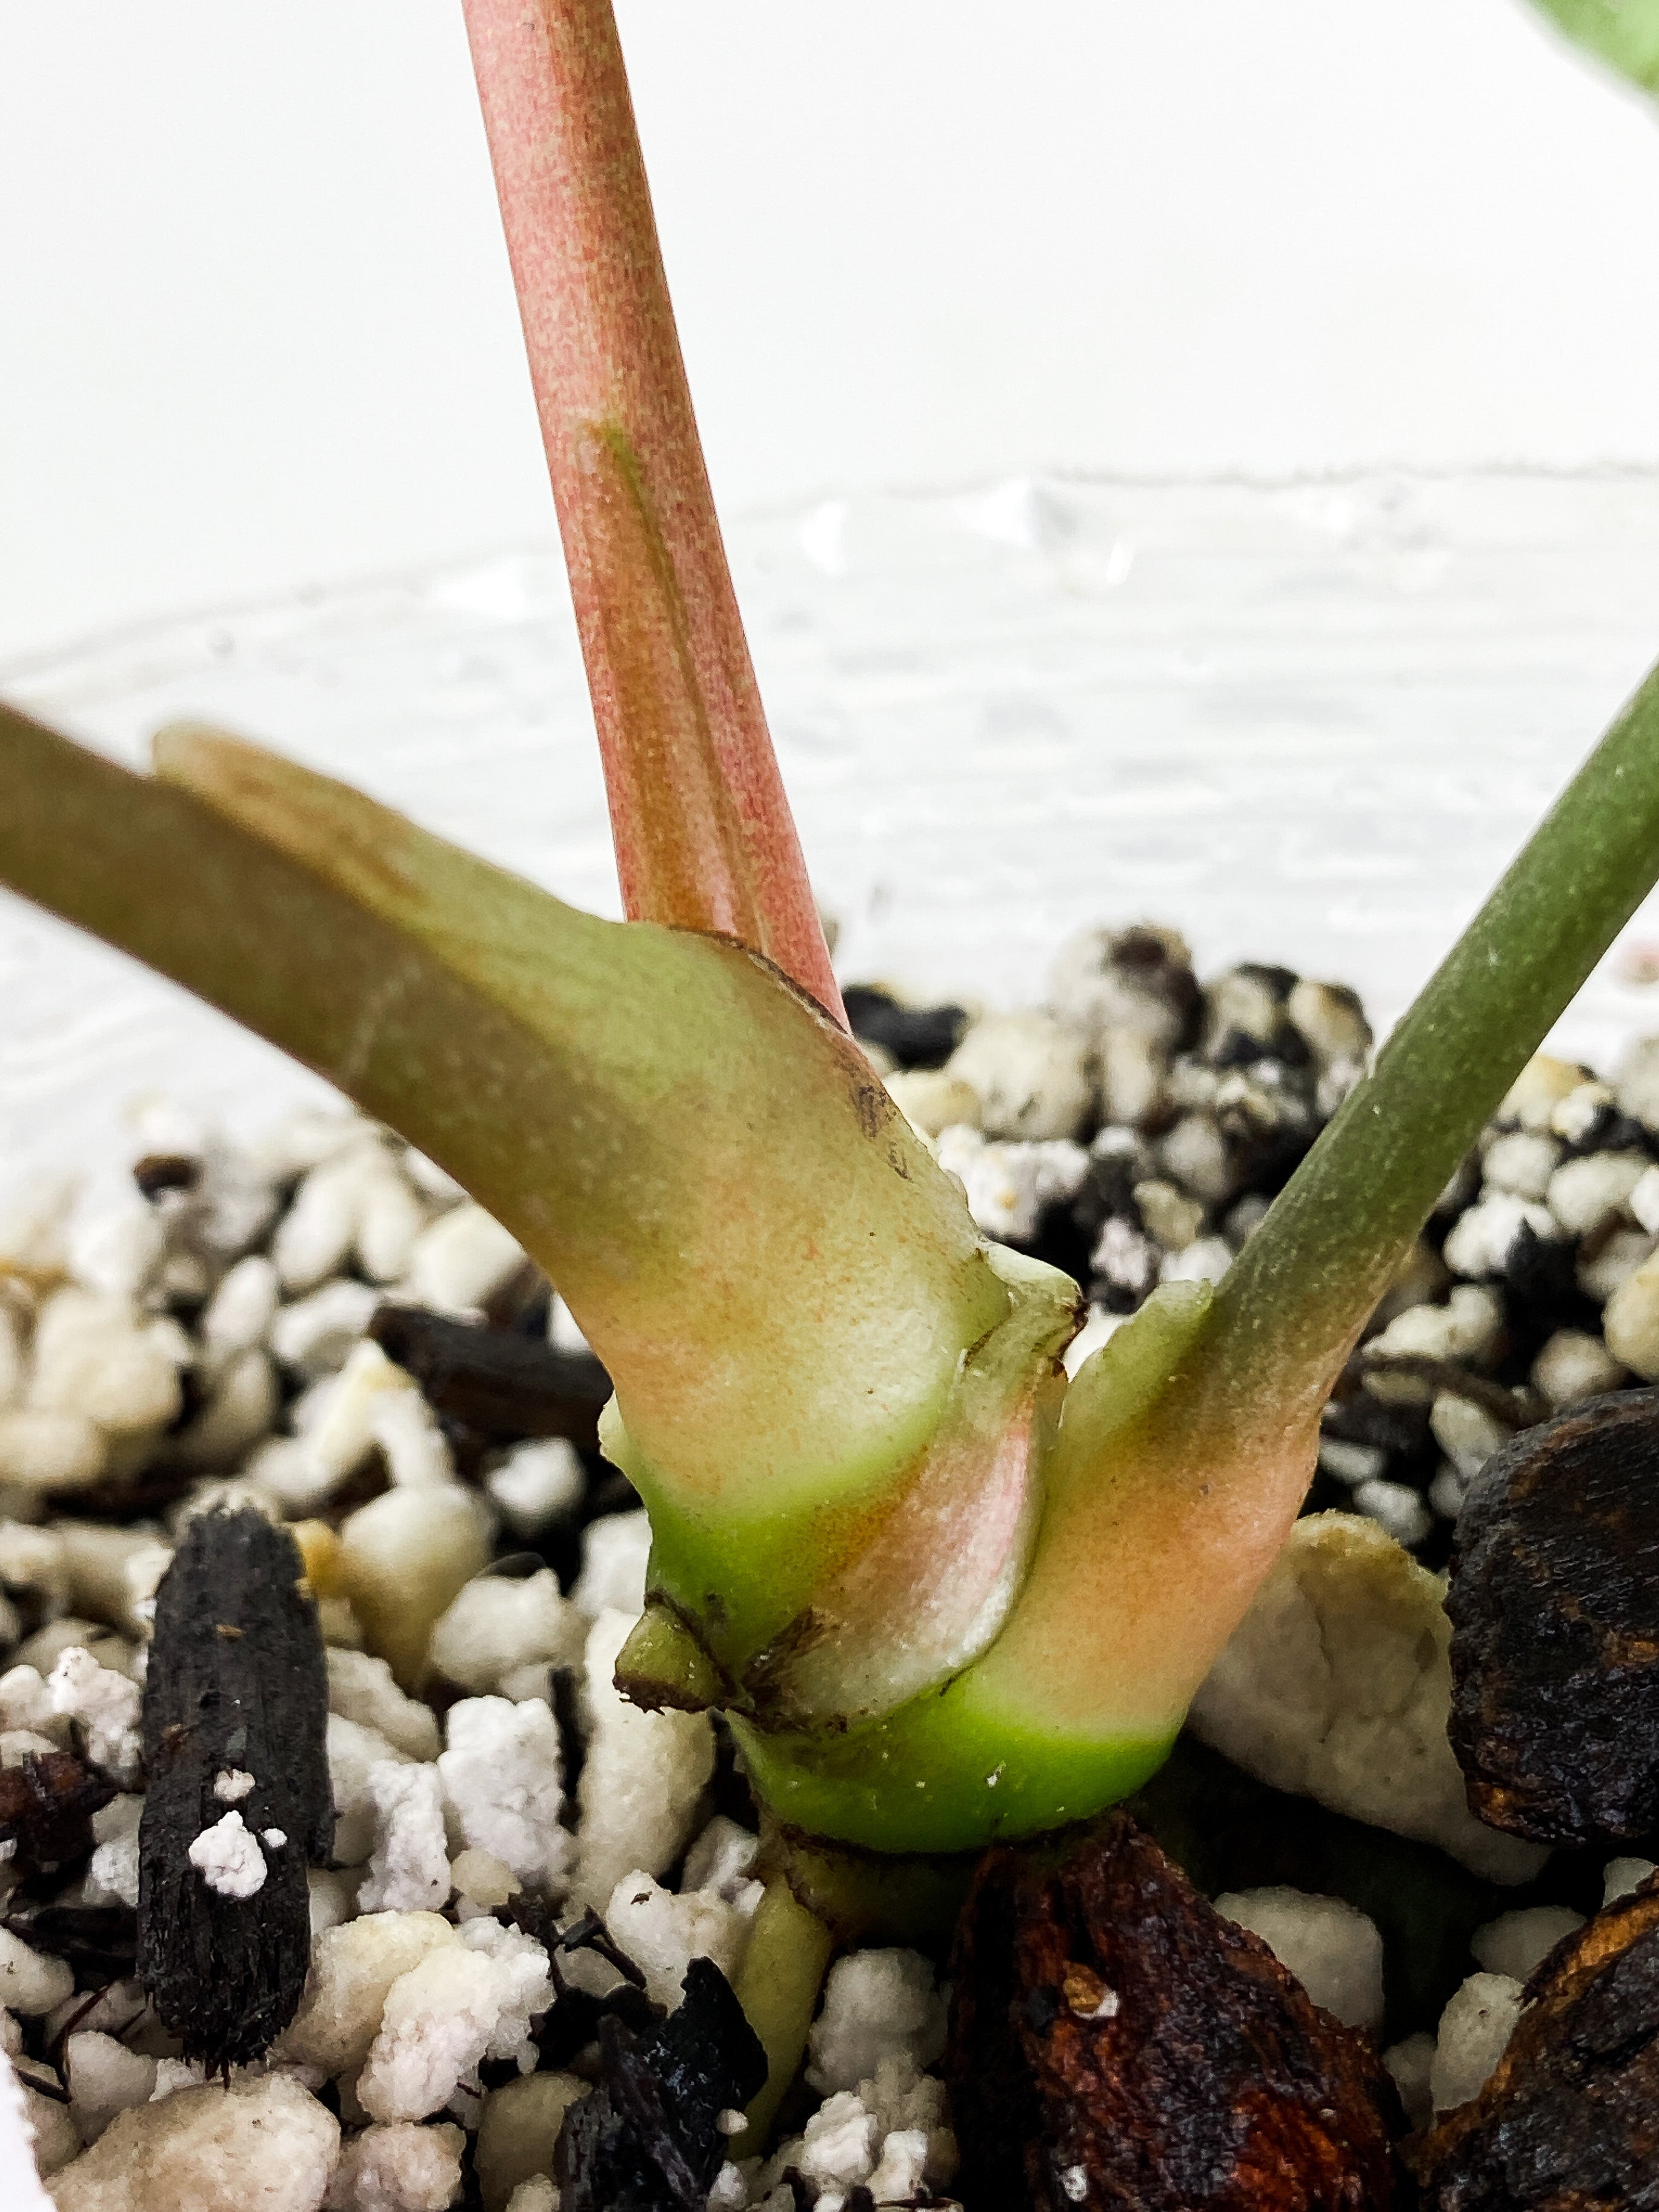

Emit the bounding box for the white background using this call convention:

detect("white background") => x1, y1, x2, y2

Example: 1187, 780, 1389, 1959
3, 0, 1659, 663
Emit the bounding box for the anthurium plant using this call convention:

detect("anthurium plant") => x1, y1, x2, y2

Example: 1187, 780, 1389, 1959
6, 0, 1659, 1897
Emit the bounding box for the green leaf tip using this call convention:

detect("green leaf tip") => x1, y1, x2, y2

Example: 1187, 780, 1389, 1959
1523, 0, 1659, 97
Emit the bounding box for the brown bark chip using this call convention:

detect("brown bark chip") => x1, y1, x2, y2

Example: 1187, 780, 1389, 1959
946, 1811, 1402, 2211
1446, 1386, 1659, 1846
1408, 1875, 1659, 2209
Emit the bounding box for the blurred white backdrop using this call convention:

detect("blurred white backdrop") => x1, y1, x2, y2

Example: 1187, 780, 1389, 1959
4, 0, 1659, 663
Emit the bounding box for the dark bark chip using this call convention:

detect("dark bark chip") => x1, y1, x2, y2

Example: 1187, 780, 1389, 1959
370, 1302, 611, 1449
1407, 1872, 1659, 2208
946, 1811, 1403, 2211
136, 1506, 331, 2068
0, 1751, 115, 1875
1447, 1386, 1659, 1846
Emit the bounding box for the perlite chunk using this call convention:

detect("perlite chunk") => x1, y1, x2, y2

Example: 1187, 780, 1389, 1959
1189, 1513, 1546, 1883
279, 1912, 459, 2079
573, 1609, 713, 1907
805, 1950, 947, 2095
427, 1571, 584, 1695
1211, 1887, 1384, 2031
324, 2120, 464, 2212
47, 2073, 339, 2212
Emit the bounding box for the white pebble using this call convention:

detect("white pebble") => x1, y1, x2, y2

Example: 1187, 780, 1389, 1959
68, 1203, 165, 1302
357, 1763, 452, 1916
682, 1816, 761, 1901
574, 1609, 713, 1908
1431, 1972, 1523, 2114
188, 1810, 269, 1899
338, 1484, 496, 1691
1383, 2031, 1437, 2133
1214, 1887, 1384, 2030
0, 1410, 107, 1493
1500, 1054, 1584, 1132
883, 1071, 983, 1139
199, 1255, 281, 1362
0, 1926, 76, 2014
327, 1650, 442, 1762
359, 1922, 551, 2123
325, 2117, 464, 2212
1531, 1329, 1627, 1410
1632, 1162, 1659, 1235
602, 1870, 751, 2010
404, 1206, 525, 1317
270, 1280, 381, 1378
1159, 1237, 1232, 1287
274, 1149, 374, 1292
64, 2029, 158, 2144
1471, 1905, 1584, 1982
1604, 1247, 1659, 1380
48, 1645, 142, 1782
1428, 1395, 1510, 1481
805, 1950, 946, 2094
1060, 1303, 1123, 1381
1480, 1131, 1559, 1201
85, 1794, 143, 1909
1546, 1149, 1649, 1238
439, 1698, 570, 1891
176, 1347, 279, 1469
477, 2072, 589, 2212
1578, 1226, 1658, 1303
430, 1570, 585, 1696
931, 1126, 1088, 1243
1603, 1856, 1657, 1905
1349, 1478, 1432, 1549
945, 1011, 1092, 1141
1316, 1438, 1388, 1487
328, 1714, 414, 1867
308, 1869, 359, 1940
48, 2071, 339, 2212
279, 1911, 459, 2078
571, 1512, 651, 1621
484, 1440, 585, 1541
1442, 1194, 1557, 1280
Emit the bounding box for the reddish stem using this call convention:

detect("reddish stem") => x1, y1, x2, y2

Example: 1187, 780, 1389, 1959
460, 0, 845, 1021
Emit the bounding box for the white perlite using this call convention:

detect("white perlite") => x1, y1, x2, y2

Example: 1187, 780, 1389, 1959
280, 1913, 459, 2079
1431, 1973, 1524, 2115
573, 1609, 714, 1907
328, 1715, 414, 1868
214, 1769, 256, 1804
1471, 1905, 1585, 1982
428, 1572, 585, 1696
357, 1922, 551, 2124
601, 1872, 754, 2011
945, 1011, 1092, 1141
438, 1698, 570, 1892
47, 1646, 142, 1782
325, 2120, 464, 2212
1213, 1887, 1385, 2030
806, 1951, 948, 2094
1, 2045, 57, 2210
1189, 1513, 1546, 1884
1603, 1856, 1657, 1905
570, 1515, 651, 1621
763, 2053, 957, 2205
931, 1126, 1089, 1243
327, 1651, 442, 1763
64, 2030, 158, 2145
0, 1927, 76, 2014
188, 1810, 269, 1901
484, 1440, 585, 1542
47, 2070, 340, 2212
356, 1764, 452, 1916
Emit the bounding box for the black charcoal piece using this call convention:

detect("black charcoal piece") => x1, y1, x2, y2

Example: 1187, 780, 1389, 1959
137, 1507, 331, 2068
370, 1303, 611, 1447
0, 1751, 115, 1875
841, 984, 969, 1069
1448, 1387, 1659, 1846
557, 1958, 767, 2212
